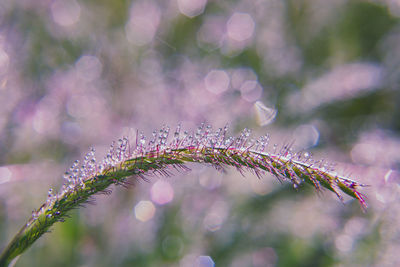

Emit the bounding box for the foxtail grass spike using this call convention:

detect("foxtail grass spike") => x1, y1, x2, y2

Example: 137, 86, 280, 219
0, 125, 367, 266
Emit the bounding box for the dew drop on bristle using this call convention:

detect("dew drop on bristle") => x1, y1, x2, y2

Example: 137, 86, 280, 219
174, 124, 181, 138
117, 138, 123, 147
98, 163, 105, 173
187, 135, 193, 147
244, 128, 251, 138
205, 124, 212, 137
55, 124, 367, 212
173, 124, 182, 147
164, 126, 170, 138
139, 135, 146, 145
214, 128, 223, 147
223, 136, 232, 147
47, 188, 54, 204
195, 124, 204, 143
258, 134, 270, 152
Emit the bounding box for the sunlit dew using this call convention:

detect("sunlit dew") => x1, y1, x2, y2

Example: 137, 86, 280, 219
240, 80, 263, 102
197, 255, 215, 267
150, 180, 174, 205
51, 0, 81, 27
204, 69, 230, 94
54, 124, 366, 227
75, 55, 103, 82
178, 0, 208, 18
125, 1, 161, 46
134, 200, 156, 222
226, 12, 255, 42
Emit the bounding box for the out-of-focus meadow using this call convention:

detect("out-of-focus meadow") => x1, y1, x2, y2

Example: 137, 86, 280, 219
0, 0, 400, 266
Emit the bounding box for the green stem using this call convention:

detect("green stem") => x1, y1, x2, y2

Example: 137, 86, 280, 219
0, 146, 366, 266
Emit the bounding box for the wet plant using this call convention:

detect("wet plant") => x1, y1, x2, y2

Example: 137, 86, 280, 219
0, 124, 367, 266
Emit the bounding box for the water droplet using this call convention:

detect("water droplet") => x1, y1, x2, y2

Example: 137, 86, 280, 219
63, 172, 70, 180
187, 135, 193, 146
70, 160, 79, 172
224, 137, 234, 147
48, 188, 53, 198
163, 126, 170, 137
196, 123, 204, 136
139, 136, 146, 145
118, 138, 123, 146
174, 126, 181, 138
99, 164, 105, 172
273, 144, 278, 154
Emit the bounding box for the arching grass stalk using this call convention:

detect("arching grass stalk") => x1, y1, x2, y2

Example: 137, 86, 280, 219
0, 124, 367, 266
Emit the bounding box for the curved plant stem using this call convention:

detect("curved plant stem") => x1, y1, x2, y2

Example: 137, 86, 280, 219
0, 126, 367, 266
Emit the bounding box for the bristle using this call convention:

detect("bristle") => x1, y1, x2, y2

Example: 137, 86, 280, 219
4, 124, 367, 267
50, 124, 367, 210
